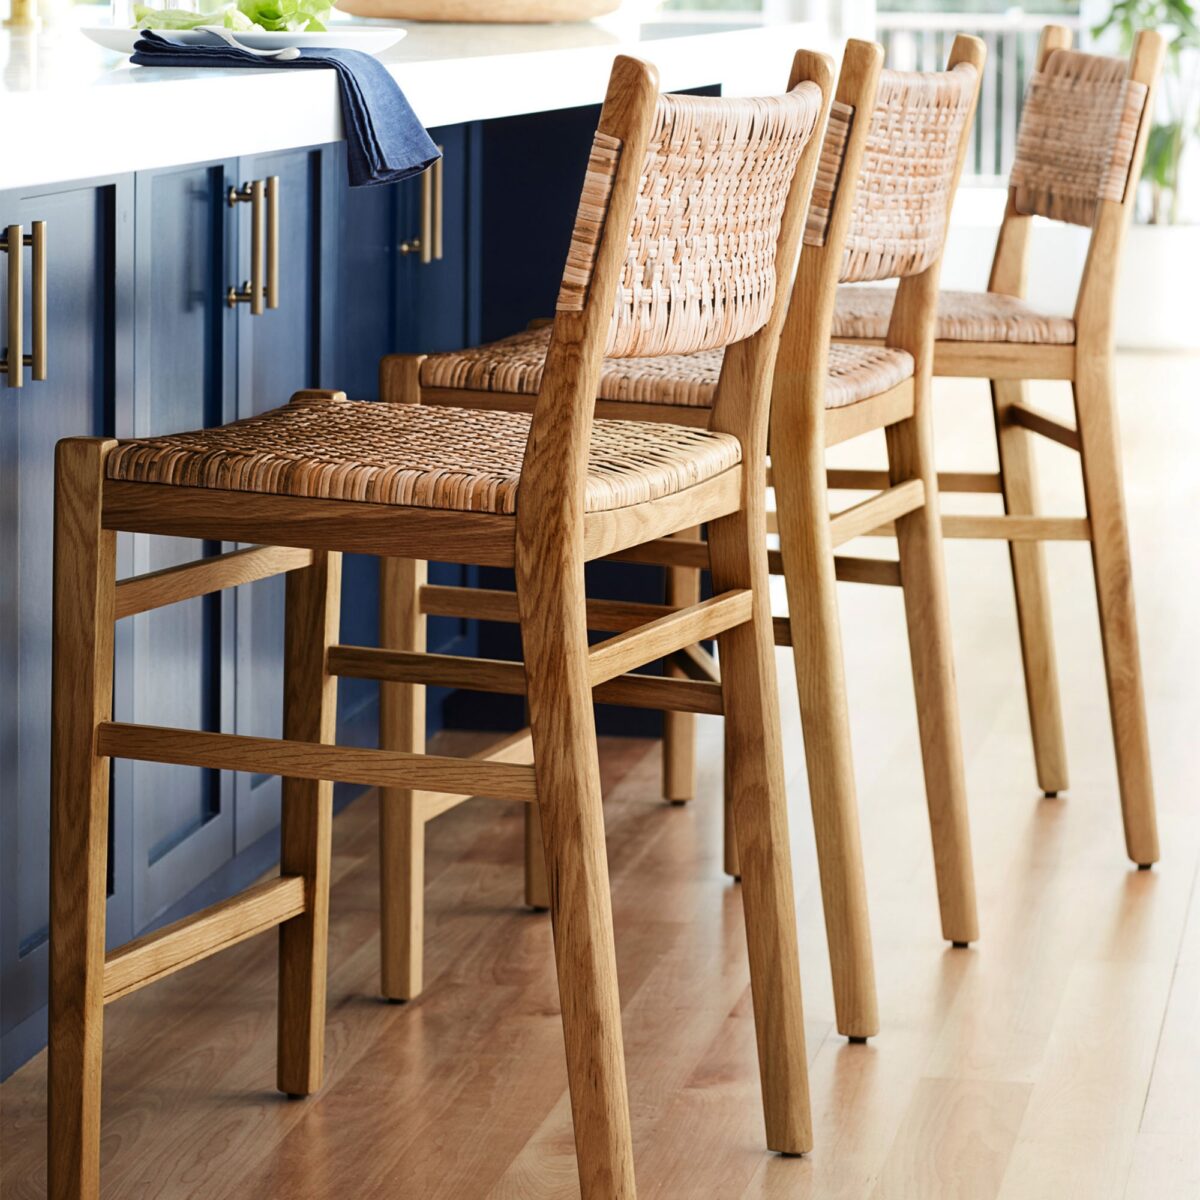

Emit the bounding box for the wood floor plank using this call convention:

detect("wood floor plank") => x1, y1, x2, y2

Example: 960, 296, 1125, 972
994, 961, 1174, 1200
868, 1078, 1030, 1200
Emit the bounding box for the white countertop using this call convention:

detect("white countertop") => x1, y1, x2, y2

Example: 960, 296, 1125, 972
4, 11, 825, 190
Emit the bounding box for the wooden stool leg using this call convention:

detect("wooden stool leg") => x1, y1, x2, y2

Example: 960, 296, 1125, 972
886, 414, 980, 947
1074, 373, 1159, 866
992, 379, 1069, 796
524, 802, 551, 911
708, 506, 813, 1154
521, 696, 551, 911
48, 438, 118, 1200
664, 528, 700, 805
773, 447, 879, 1040
379, 556, 428, 1000
278, 551, 341, 1096
723, 748, 741, 880
518, 559, 635, 1199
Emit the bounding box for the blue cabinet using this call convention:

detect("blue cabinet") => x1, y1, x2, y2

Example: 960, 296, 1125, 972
0, 131, 483, 1077
125, 160, 239, 929
0, 176, 135, 1074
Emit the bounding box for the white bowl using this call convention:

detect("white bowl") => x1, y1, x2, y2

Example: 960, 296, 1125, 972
82, 25, 408, 56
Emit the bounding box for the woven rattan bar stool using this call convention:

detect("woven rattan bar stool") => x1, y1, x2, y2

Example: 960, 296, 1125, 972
830, 26, 1165, 867
47, 53, 832, 1200
377, 37, 986, 1045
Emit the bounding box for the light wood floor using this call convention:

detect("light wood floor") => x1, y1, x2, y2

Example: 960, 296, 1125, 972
3, 353, 1198, 1198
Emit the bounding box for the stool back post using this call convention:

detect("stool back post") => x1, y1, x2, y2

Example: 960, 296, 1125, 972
1074, 29, 1165, 355
709, 49, 836, 464
771, 38, 885, 444
988, 24, 1073, 298
886, 34, 988, 373
518, 55, 660, 545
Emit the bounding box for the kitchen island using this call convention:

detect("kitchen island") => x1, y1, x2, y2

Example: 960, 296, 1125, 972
1, 11, 821, 1078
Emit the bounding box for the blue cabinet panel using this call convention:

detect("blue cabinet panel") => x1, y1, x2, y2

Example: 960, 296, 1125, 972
126, 162, 238, 930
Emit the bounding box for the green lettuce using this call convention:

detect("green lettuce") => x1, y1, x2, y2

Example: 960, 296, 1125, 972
237, 0, 330, 31
132, 0, 330, 32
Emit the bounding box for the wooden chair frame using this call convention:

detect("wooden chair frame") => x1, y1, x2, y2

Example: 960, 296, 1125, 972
48, 53, 833, 1200
377, 37, 986, 1048
833, 26, 1165, 867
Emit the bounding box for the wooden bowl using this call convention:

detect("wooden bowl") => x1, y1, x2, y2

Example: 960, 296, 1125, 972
335, 0, 620, 21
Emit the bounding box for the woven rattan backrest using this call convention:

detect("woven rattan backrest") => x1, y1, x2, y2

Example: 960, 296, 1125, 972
556, 85, 826, 359
804, 62, 980, 284
1010, 47, 1149, 227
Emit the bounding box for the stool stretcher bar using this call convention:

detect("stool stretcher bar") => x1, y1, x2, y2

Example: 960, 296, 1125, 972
114, 545, 315, 620
97, 722, 539, 801
103, 875, 306, 1003
828, 479, 926, 548
826, 468, 1003, 494
422, 727, 535, 821
586, 590, 751, 685
606, 539, 902, 586
1005, 402, 1081, 451
422, 585, 696, 634
863, 515, 1092, 541
327, 646, 725, 714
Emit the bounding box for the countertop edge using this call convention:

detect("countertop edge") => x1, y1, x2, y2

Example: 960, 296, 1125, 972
6, 22, 824, 190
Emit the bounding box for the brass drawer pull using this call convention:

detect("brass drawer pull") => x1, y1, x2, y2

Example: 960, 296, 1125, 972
399, 149, 445, 266
1, 220, 48, 388
227, 177, 279, 315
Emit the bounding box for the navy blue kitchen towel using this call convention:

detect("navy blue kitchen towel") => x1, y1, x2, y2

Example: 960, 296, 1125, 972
131, 31, 440, 188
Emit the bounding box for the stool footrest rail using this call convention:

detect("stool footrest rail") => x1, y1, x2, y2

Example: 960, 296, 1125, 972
103, 874, 306, 1003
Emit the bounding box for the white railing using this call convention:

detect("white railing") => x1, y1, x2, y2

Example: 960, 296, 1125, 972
874, 9, 1084, 183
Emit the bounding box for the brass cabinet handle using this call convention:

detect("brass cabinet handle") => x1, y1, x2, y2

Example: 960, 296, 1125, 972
399, 149, 444, 266
1, 221, 47, 387
265, 175, 280, 310
227, 177, 278, 315
2, 225, 21, 388
31, 221, 47, 381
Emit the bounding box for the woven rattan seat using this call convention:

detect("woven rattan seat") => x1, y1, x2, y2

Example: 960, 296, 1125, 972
104, 391, 742, 516
421, 325, 914, 411
832, 287, 1076, 345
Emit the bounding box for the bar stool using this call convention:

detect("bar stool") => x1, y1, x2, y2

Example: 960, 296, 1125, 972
830, 26, 1165, 867
48, 52, 832, 1200
377, 36, 986, 1044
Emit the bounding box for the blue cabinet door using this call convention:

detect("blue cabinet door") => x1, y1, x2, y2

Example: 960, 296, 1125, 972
126, 162, 239, 931
0, 178, 134, 1075
392, 124, 482, 727
230, 146, 339, 851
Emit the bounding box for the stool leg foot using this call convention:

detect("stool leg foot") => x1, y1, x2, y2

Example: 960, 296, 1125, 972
49, 438, 118, 1200
277, 552, 341, 1098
